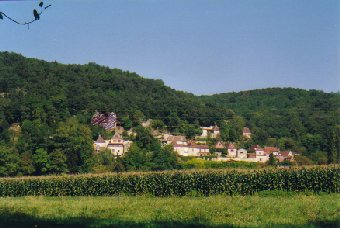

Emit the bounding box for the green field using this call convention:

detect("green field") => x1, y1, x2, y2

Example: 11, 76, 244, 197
1, 193, 339, 227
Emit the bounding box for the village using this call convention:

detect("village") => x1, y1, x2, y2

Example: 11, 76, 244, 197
92, 112, 295, 163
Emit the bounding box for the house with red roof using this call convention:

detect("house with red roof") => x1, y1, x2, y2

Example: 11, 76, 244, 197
255, 147, 269, 162
277, 151, 295, 162
237, 148, 247, 158
199, 125, 220, 138
227, 143, 237, 158
215, 141, 225, 149
264, 147, 280, 156
93, 133, 132, 156
167, 135, 187, 145
173, 141, 209, 157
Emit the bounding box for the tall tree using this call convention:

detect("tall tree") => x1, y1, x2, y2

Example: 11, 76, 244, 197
32, 148, 50, 175
53, 117, 93, 173
0, 146, 19, 176
327, 126, 339, 164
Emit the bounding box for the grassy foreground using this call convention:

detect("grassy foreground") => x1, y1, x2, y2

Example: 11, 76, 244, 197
0, 193, 339, 227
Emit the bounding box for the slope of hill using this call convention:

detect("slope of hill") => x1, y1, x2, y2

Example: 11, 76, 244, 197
0, 51, 339, 159
200, 88, 339, 140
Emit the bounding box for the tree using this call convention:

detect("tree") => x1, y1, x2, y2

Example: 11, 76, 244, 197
49, 149, 68, 174
131, 110, 145, 127
152, 145, 178, 170
151, 119, 166, 132
166, 112, 180, 132
311, 151, 328, 165
32, 148, 50, 175
53, 117, 94, 173
112, 157, 125, 172
178, 122, 201, 139
123, 144, 151, 171
134, 125, 160, 151
0, 113, 10, 142
301, 134, 322, 154
267, 153, 277, 166
294, 155, 314, 165
278, 137, 296, 151
91, 150, 115, 173
18, 119, 51, 154
20, 151, 35, 175
327, 126, 339, 164
0, 146, 19, 176
294, 155, 313, 165
120, 116, 132, 130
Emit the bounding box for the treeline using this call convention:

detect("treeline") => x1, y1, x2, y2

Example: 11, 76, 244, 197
0, 51, 339, 176
0, 117, 181, 176
201, 88, 340, 164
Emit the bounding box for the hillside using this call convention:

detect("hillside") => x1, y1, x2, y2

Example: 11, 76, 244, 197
200, 88, 339, 141
0, 51, 339, 160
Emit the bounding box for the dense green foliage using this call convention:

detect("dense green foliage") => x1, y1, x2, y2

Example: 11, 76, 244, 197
0, 51, 339, 176
201, 89, 340, 155
0, 167, 338, 197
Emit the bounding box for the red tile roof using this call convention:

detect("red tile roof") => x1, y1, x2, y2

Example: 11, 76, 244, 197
168, 135, 186, 142
95, 134, 105, 143
192, 144, 209, 149
243, 127, 251, 134
264, 147, 280, 155
215, 141, 225, 149
213, 125, 220, 131
227, 143, 236, 149
279, 151, 293, 157
112, 132, 122, 140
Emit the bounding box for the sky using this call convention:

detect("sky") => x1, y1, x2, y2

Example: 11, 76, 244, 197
0, 0, 339, 95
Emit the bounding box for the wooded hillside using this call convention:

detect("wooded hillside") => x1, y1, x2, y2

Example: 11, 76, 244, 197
0, 51, 339, 168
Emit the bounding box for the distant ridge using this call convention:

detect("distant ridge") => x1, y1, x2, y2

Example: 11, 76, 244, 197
0, 51, 339, 156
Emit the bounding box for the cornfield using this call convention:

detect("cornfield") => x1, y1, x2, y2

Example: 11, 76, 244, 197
0, 167, 338, 197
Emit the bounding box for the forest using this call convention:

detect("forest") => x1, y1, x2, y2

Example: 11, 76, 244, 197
0, 51, 339, 176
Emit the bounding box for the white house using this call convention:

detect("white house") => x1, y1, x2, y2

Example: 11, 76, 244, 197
277, 151, 295, 162
94, 134, 108, 151
167, 135, 187, 145
237, 148, 247, 159
107, 132, 125, 156
173, 141, 209, 157
255, 148, 269, 162
227, 143, 237, 158
93, 133, 131, 157
200, 125, 220, 138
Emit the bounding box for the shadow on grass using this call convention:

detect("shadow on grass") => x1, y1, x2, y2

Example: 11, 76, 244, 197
0, 211, 338, 228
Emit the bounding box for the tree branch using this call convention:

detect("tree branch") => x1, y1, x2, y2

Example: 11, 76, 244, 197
0, 4, 52, 27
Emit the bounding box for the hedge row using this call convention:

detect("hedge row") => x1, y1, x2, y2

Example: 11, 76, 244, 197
0, 168, 338, 197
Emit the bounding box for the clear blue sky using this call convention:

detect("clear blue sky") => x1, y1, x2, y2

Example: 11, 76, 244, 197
0, 0, 339, 95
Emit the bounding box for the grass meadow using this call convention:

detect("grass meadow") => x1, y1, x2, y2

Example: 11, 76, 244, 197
0, 192, 339, 227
